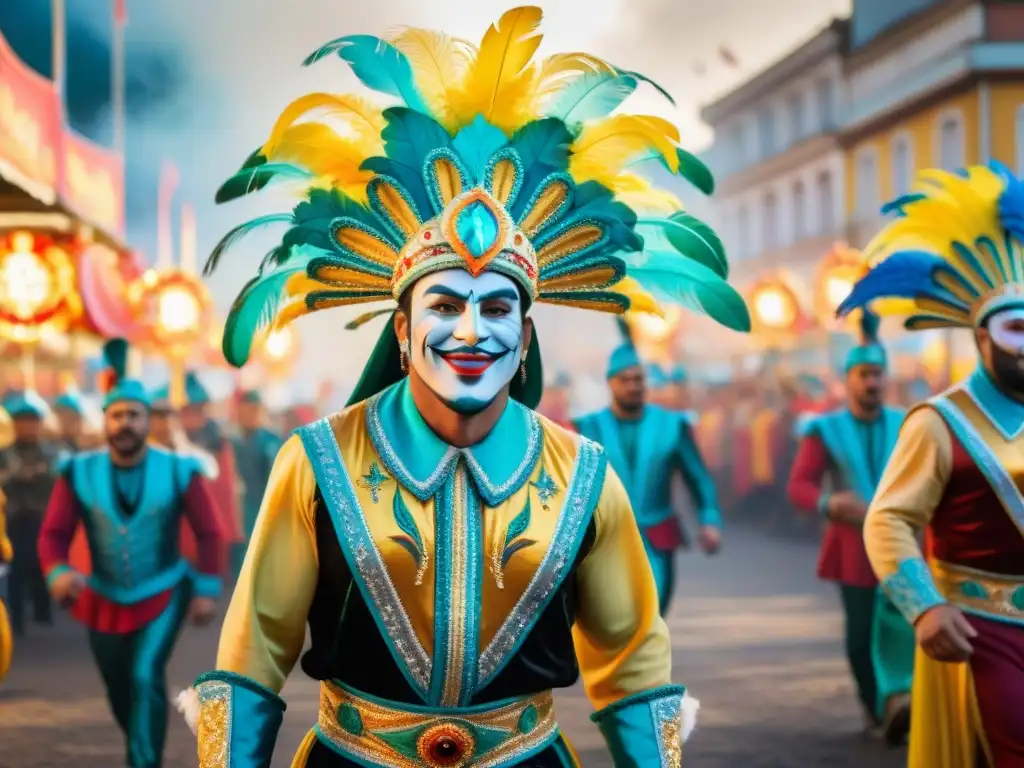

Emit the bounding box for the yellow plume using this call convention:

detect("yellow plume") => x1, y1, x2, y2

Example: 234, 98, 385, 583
391, 27, 475, 132
569, 115, 680, 187
262, 93, 386, 156
615, 277, 664, 317
608, 172, 683, 214
266, 123, 375, 203
454, 6, 544, 133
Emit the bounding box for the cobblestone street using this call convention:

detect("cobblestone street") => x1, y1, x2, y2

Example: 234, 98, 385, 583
0, 525, 907, 767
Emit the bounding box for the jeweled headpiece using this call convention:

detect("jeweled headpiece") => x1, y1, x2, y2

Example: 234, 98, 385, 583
839, 162, 1024, 330
205, 7, 750, 403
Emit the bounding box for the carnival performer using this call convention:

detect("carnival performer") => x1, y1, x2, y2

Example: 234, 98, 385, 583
839, 161, 1024, 767
576, 323, 722, 616
182, 7, 749, 765
229, 390, 282, 579
786, 311, 914, 744
178, 372, 240, 575
0, 391, 59, 636
37, 339, 224, 768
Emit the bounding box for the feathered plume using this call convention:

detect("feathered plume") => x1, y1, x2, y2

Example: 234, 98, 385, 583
99, 338, 129, 394
859, 309, 881, 345
615, 316, 634, 345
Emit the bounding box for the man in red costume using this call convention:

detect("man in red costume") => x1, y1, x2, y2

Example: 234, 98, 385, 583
37, 340, 224, 768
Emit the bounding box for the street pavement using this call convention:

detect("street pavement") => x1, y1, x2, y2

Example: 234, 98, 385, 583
0, 524, 907, 767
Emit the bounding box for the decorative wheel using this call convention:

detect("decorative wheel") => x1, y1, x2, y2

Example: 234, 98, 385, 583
416, 722, 475, 767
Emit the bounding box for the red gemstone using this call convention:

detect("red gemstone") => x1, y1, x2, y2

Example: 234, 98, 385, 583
423, 231, 432, 240
514, 234, 523, 245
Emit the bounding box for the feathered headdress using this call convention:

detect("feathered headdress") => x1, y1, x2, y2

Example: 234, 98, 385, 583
607, 316, 641, 378
844, 308, 887, 372
99, 338, 149, 410
205, 7, 749, 405
838, 161, 1024, 330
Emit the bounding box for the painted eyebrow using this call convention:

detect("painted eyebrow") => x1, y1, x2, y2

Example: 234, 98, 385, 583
422, 285, 519, 302
423, 285, 469, 300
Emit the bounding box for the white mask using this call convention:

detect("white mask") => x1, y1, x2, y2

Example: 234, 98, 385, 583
406, 269, 525, 413
988, 308, 1024, 354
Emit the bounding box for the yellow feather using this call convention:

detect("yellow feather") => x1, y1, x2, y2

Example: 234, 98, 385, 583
609, 174, 683, 214
454, 6, 544, 133
271, 297, 314, 329
391, 28, 475, 131
614, 277, 664, 317
262, 93, 385, 156
569, 115, 680, 186
267, 123, 375, 193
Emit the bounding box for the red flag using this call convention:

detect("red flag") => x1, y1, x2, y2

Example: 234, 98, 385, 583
113, 0, 128, 26
719, 46, 739, 67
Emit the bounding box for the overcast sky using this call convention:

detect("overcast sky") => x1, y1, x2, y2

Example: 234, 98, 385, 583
116, 0, 850, 401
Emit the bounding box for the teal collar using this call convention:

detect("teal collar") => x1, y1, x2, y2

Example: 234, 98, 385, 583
964, 367, 1024, 440
365, 379, 542, 505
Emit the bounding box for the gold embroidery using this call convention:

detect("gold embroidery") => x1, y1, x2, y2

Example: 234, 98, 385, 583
197, 685, 230, 768
661, 716, 682, 768
441, 466, 470, 707
932, 559, 1024, 623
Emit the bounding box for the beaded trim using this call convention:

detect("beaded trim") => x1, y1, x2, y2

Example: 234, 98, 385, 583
650, 693, 684, 768
932, 559, 1024, 626
881, 557, 946, 624
930, 395, 1024, 536
476, 436, 606, 687
196, 681, 231, 768
300, 419, 432, 698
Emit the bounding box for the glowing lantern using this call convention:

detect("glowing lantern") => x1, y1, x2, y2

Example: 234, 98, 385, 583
0, 231, 82, 345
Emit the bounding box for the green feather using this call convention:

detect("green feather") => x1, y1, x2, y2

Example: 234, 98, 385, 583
503, 497, 532, 550
621, 249, 751, 332
215, 163, 313, 205
391, 487, 424, 557
102, 339, 129, 381
204, 213, 294, 277
638, 214, 728, 278
614, 67, 675, 106
544, 72, 637, 124
625, 147, 714, 196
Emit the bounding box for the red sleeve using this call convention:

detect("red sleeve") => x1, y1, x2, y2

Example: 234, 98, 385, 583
786, 434, 830, 513
183, 474, 226, 577
37, 475, 83, 577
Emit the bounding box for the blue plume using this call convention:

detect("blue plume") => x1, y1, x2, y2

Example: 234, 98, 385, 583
545, 72, 637, 124
835, 250, 948, 318
361, 108, 450, 217
204, 213, 294, 276
998, 168, 1024, 240
303, 35, 429, 114
452, 116, 509, 184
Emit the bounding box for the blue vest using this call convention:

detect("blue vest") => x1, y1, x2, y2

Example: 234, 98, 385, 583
576, 405, 715, 528
806, 407, 905, 501
67, 447, 200, 604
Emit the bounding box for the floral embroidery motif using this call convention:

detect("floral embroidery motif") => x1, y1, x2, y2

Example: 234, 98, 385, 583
389, 488, 429, 586
530, 466, 558, 510
357, 461, 389, 504
882, 557, 946, 623
491, 497, 536, 590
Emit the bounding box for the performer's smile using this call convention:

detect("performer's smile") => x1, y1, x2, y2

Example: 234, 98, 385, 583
433, 347, 508, 377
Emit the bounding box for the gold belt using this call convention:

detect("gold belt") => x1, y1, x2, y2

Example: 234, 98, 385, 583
932, 560, 1024, 624
316, 680, 558, 768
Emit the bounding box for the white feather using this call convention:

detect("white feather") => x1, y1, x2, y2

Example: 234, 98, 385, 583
175, 688, 200, 736
681, 693, 700, 741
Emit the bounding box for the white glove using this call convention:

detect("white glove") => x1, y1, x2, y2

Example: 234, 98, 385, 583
681, 693, 700, 741
175, 688, 200, 736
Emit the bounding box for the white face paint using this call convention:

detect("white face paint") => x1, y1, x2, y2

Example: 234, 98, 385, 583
988, 308, 1024, 355
406, 269, 524, 413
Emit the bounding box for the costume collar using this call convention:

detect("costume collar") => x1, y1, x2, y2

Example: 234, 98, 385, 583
366, 379, 542, 505
963, 367, 1024, 440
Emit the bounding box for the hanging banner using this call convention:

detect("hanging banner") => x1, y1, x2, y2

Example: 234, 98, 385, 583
62, 130, 126, 237
0, 32, 62, 202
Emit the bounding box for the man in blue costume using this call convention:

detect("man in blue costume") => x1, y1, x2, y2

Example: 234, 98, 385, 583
184, 7, 752, 765
576, 330, 722, 616
37, 339, 225, 768
229, 390, 282, 579
0, 391, 59, 636
785, 312, 914, 743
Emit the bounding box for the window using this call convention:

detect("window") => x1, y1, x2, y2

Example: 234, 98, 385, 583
856, 150, 879, 217
762, 191, 779, 251
792, 180, 806, 241
737, 204, 750, 260
787, 92, 804, 145
1016, 105, 1024, 177
937, 113, 964, 171
891, 134, 913, 197
815, 78, 835, 129
758, 108, 776, 158
817, 171, 834, 234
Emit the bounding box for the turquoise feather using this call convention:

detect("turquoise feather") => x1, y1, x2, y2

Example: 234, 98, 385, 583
506, 119, 574, 221
544, 72, 638, 124
390, 487, 425, 562
303, 35, 429, 115
204, 213, 293, 277
221, 246, 321, 366
626, 147, 714, 196
621, 249, 751, 332
614, 67, 675, 106
215, 163, 314, 205
637, 214, 728, 278
452, 116, 509, 184
501, 498, 536, 567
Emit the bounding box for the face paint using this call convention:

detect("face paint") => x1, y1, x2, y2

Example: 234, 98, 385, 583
407, 269, 524, 414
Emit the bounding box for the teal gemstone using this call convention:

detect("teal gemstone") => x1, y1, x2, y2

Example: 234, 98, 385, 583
336, 703, 363, 735
960, 581, 987, 599
456, 201, 499, 258
518, 704, 539, 734
1012, 586, 1024, 611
